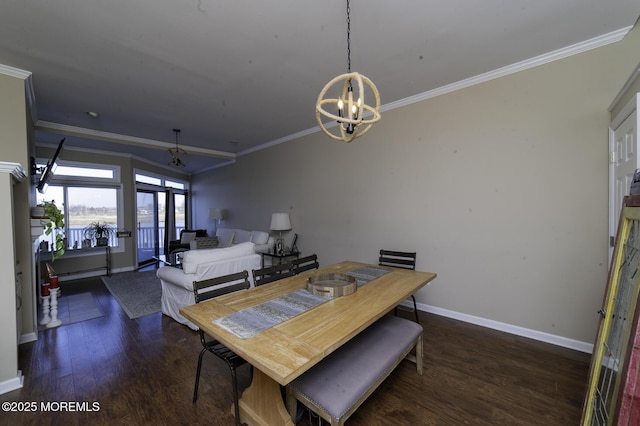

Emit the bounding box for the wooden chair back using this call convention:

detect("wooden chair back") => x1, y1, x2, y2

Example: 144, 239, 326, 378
378, 250, 416, 270
291, 254, 319, 275
193, 270, 250, 303
252, 263, 294, 286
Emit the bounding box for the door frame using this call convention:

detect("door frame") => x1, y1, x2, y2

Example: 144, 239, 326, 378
609, 93, 639, 265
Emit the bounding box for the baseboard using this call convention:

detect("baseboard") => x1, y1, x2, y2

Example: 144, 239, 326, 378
58, 266, 136, 282
407, 301, 593, 354
0, 371, 23, 395
19, 332, 37, 344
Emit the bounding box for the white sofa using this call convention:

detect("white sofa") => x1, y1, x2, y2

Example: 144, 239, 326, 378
214, 227, 274, 252
157, 241, 261, 330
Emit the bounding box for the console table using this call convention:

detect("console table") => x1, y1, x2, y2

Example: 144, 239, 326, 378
37, 245, 111, 277
258, 249, 300, 267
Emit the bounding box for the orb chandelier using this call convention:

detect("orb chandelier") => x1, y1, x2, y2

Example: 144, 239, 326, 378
167, 128, 188, 167
315, 0, 381, 143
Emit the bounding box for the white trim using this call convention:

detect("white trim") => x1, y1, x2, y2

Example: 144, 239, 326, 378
39, 141, 193, 177
610, 93, 639, 130
56, 266, 135, 282
408, 300, 593, 354
609, 60, 640, 112
34, 157, 121, 184
19, 332, 37, 345
240, 26, 633, 159
0, 371, 23, 395
0, 64, 31, 80
0, 64, 37, 122
0, 162, 27, 181
238, 126, 321, 156
383, 26, 631, 113
35, 121, 236, 160
195, 159, 237, 173
134, 168, 189, 189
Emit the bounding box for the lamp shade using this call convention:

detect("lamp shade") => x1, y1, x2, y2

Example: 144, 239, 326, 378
270, 213, 291, 231
209, 208, 223, 220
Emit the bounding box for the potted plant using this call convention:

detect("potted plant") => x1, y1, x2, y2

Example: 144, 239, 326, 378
39, 200, 65, 261
83, 221, 115, 247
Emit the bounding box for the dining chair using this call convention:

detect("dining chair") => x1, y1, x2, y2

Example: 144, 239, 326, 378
291, 254, 319, 275
378, 249, 420, 323
251, 262, 295, 286
192, 270, 251, 426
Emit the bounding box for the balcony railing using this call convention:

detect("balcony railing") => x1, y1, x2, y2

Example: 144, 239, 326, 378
44, 225, 185, 251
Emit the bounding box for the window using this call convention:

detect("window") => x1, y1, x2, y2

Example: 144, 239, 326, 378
135, 173, 186, 190
55, 165, 114, 179
36, 161, 123, 250
134, 171, 189, 260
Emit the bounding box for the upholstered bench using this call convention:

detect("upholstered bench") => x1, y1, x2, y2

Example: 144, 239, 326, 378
285, 315, 423, 425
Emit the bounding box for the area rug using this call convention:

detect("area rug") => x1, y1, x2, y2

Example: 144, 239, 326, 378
101, 270, 162, 319
38, 291, 104, 330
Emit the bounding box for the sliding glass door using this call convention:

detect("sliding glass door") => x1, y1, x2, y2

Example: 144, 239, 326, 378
136, 188, 186, 267
136, 190, 162, 267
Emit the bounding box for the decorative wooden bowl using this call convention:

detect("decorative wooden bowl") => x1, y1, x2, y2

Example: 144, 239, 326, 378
307, 273, 357, 298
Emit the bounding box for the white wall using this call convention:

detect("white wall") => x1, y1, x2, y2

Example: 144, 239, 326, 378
192, 27, 640, 347
0, 71, 29, 392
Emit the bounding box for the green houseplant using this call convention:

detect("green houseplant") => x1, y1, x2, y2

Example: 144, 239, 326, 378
40, 200, 65, 261
83, 221, 115, 247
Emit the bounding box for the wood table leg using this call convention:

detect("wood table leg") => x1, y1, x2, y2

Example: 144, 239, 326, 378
237, 369, 293, 426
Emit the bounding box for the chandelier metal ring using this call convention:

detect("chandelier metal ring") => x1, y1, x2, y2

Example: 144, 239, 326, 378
315, 0, 381, 143
316, 72, 381, 142
167, 128, 188, 167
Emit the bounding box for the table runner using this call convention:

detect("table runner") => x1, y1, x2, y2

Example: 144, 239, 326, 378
347, 265, 391, 286
214, 266, 390, 339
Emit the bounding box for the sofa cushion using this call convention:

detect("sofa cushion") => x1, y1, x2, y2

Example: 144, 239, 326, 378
250, 230, 269, 245
234, 229, 252, 244
180, 231, 197, 244
216, 228, 236, 247
195, 252, 260, 282
181, 242, 256, 274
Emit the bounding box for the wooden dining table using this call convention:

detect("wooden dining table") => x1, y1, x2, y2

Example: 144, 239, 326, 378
180, 260, 437, 426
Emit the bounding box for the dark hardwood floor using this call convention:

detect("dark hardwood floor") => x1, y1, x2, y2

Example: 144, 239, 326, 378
2, 274, 591, 425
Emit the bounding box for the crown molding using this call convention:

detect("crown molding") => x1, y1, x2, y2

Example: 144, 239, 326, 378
196, 159, 237, 173
35, 120, 236, 160
609, 60, 640, 113
238, 126, 319, 157
0, 161, 27, 181
240, 26, 633, 160
382, 26, 633, 113
35, 141, 195, 177
0, 64, 38, 124
0, 63, 31, 79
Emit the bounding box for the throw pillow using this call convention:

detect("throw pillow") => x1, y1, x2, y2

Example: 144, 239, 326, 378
180, 231, 197, 244
191, 236, 219, 250
250, 230, 269, 245
216, 228, 235, 247
234, 229, 252, 244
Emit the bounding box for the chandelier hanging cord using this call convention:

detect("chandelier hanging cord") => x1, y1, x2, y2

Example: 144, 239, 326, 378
346, 0, 351, 74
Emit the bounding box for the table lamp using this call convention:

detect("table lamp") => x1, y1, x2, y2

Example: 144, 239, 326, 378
270, 213, 291, 255
209, 208, 223, 234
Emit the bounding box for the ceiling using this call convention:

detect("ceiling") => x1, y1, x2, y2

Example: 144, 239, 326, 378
1, 1, 639, 175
